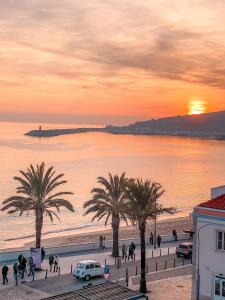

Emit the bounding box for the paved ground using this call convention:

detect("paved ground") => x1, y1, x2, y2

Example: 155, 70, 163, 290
146, 275, 192, 300
23, 254, 191, 295
0, 284, 51, 300
130, 264, 192, 287
0, 266, 192, 299
0, 240, 184, 288
0, 240, 192, 299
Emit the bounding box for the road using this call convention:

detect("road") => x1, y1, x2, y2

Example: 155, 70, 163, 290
23, 253, 191, 297
0, 239, 192, 298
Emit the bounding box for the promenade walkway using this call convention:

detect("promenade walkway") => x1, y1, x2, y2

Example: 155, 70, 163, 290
0, 240, 188, 290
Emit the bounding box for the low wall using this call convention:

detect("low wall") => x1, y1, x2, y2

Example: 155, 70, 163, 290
0, 233, 189, 263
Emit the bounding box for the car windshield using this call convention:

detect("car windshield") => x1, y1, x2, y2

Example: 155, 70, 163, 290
77, 263, 84, 269
179, 245, 188, 249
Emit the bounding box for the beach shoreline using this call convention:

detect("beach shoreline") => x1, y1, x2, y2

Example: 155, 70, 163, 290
0, 216, 192, 253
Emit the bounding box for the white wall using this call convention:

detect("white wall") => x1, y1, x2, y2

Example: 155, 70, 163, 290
197, 216, 225, 298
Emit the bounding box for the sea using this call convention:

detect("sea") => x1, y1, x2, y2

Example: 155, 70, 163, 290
0, 122, 224, 250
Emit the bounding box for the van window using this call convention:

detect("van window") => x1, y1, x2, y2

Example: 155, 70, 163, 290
95, 264, 101, 268
90, 264, 95, 269
86, 265, 90, 270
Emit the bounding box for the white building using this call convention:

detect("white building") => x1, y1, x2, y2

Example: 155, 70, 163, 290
192, 186, 225, 300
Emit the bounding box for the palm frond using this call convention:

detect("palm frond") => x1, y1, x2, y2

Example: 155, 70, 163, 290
83, 172, 127, 226
125, 178, 175, 225
1, 163, 74, 221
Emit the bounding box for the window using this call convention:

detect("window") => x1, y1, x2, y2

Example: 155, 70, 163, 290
217, 231, 225, 251
222, 281, 225, 297
215, 279, 220, 295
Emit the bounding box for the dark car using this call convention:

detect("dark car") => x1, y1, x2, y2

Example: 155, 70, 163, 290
176, 242, 192, 258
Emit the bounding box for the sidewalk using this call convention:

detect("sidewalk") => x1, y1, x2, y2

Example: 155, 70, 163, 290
146, 275, 192, 300
0, 239, 186, 290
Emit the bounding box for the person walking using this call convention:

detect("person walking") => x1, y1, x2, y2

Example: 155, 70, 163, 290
99, 236, 103, 250
149, 232, 154, 245
102, 237, 106, 250
131, 241, 136, 260
28, 257, 34, 279
121, 244, 127, 260
128, 244, 133, 261
128, 242, 136, 261
18, 262, 25, 280
53, 255, 59, 273
157, 234, 162, 248
18, 254, 23, 265
13, 263, 18, 286
21, 256, 27, 273
49, 255, 54, 272
41, 247, 45, 262
172, 229, 177, 241
2, 264, 9, 284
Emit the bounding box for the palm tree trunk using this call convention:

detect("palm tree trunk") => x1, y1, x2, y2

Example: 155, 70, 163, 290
35, 210, 43, 249
112, 215, 120, 257
139, 221, 147, 294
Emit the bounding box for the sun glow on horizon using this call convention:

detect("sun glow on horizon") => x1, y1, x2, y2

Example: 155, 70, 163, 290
188, 99, 206, 115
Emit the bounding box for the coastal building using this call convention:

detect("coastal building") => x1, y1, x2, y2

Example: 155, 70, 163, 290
192, 185, 225, 300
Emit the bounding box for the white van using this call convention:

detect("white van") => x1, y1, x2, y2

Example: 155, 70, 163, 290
73, 260, 105, 281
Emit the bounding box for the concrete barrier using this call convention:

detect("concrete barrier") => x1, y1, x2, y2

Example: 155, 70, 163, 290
0, 233, 189, 263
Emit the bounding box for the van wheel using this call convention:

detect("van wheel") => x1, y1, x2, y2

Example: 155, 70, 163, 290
85, 275, 91, 281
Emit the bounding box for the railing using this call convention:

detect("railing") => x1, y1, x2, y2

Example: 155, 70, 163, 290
3, 250, 192, 287
0, 233, 189, 263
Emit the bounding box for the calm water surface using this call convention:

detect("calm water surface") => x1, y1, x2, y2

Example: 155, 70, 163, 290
0, 122, 225, 249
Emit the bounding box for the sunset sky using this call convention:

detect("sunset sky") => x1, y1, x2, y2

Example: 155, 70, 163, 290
0, 0, 225, 124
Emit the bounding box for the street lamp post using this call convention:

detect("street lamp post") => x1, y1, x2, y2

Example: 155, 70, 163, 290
153, 197, 157, 250
153, 216, 157, 250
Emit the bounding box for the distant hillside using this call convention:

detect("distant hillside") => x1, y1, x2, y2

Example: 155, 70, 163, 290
26, 110, 225, 139
108, 110, 225, 138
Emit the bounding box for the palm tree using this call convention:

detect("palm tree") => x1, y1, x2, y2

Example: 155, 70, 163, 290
83, 173, 127, 257
125, 178, 175, 294
1, 162, 74, 248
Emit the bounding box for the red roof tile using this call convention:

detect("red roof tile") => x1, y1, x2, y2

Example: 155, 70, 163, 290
199, 194, 225, 210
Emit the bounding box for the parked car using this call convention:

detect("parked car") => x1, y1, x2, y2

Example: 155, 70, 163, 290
176, 242, 192, 258
73, 260, 104, 281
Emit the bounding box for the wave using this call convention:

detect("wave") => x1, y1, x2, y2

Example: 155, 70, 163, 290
174, 207, 192, 213
4, 223, 100, 242
4, 207, 192, 242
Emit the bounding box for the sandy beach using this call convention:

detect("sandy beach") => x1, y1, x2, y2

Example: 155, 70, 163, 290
0, 216, 192, 253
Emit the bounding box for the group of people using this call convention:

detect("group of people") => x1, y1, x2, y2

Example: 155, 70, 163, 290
149, 232, 162, 248
1, 247, 47, 286
48, 255, 59, 272
13, 255, 36, 285
99, 236, 106, 250
2, 254, 36, 286
121, 241, 136, 261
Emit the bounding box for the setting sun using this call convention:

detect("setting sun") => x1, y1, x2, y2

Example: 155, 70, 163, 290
188, 99, 206, 115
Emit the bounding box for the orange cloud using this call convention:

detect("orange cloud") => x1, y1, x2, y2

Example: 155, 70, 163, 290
0, 0, 224, 124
